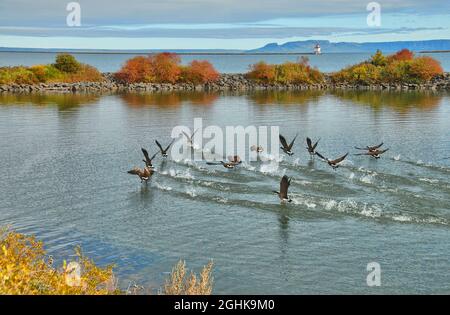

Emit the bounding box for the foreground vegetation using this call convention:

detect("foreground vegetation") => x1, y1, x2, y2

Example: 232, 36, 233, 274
331, 49, 444, 84
0, 228, 213, 295
246, 56, 324, 84
0, 50, 444, 88
0, 54, 103, 85
115, 52, 219, 84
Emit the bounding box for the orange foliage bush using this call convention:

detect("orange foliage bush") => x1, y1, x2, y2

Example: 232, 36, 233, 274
115, 53, 220, 84
390, 49, 414, 61
148, 52, 181, 83
246, 61, 276, 83
115, 56, 153, 83
409, 56, 443, 82
181, 60, 219, 84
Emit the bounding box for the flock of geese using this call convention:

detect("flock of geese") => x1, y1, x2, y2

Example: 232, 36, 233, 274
128, 131, 390, 203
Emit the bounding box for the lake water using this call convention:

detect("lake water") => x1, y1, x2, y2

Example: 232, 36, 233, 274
1, 51, 450, 73
0, 90, 449, 294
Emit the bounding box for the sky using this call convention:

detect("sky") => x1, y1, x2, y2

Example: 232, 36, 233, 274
0, 0, 449, 50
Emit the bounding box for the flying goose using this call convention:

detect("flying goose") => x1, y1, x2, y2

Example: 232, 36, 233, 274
279, 134, 298, 156
250, 145, 264, 153
273, 175, 292, 203
141, 148, 158, 169
355, 142, 384, 152
182, 129, 199, 146
155, 139, 175, 158
355, 148, 389, 159
306, 137, 320, 156
206, 155, 242, 169
316, 152, 349, 170
128, 165, 154, 182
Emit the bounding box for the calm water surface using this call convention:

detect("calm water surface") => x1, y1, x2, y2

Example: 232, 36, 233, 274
0, 90, 449, 294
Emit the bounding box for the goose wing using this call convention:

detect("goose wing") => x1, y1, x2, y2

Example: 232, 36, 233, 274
141, 148, 155, 165
280, 175, 290, 199
155, 140, 164, 153
191, 128, 199, 139
312, 138, 320, 150
165, 138, 175, 152
288, 134, 298, 150
330, 153, 348, 165
315, 151, 328, 162
182, 131, 191, 141
377, 148, 389, 155
306, 137, 313, 150
279, 134, 289, 150
368, 142, 384, 151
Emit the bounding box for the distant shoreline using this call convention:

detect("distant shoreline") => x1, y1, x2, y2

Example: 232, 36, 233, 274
419, 50, 450, 53
0, 50, 320, 55
1, 49, 450, 55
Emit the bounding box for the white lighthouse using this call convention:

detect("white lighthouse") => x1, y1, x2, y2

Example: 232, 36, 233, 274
314, 43, 321, 55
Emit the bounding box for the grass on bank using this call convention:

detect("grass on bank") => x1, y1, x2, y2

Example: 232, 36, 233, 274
331, 49, 444, 85
0, 228, 213, 295
245, 56, 324, 85
0, 54, 103, 85
114, 52, 220, 84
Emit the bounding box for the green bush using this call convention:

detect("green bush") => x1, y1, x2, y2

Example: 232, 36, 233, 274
246, 57, 324, 85
0, 67, 39, 85
54, 53, 81, 73
0, 55, 102, 84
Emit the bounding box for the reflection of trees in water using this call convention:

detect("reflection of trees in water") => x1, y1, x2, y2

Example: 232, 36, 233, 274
247, 90, 325, 106
119, 92, 219, 107
331, 90, 444, 113
0, 93, 101, 110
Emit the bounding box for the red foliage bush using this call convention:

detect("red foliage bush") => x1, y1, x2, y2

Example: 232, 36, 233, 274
115, 56, 153, 83
148, 52, 181, 83
391, 49, 414, 61
181, 60, 219, 84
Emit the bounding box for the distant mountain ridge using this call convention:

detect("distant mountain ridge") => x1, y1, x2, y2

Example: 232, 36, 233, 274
248, 40, 450, 53
1, 39, 450, 54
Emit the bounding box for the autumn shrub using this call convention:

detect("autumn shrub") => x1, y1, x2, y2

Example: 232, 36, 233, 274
148, 52, 181, 83
54, 53, 81, 73
0, 55, 102, 85
246, 57, 323, 84
116, 53, 220, 84
0, 228, 118, 295
0, 67, 39, 85
409, 56, 444, 82
61, 64, 103, 83
181, 60, 219, 84
246, 61, 276, 83
30, 64, 64, 83
0, 228, 214, 295
162, 260, 214, 295
390, 48, 414, 61
331, 49, 443, 84
115, 56, 153, 83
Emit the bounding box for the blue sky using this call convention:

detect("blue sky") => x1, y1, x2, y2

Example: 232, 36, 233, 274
0, 0, 449, 50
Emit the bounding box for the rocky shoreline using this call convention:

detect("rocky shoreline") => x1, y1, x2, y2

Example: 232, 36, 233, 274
1, 72, 449, 93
